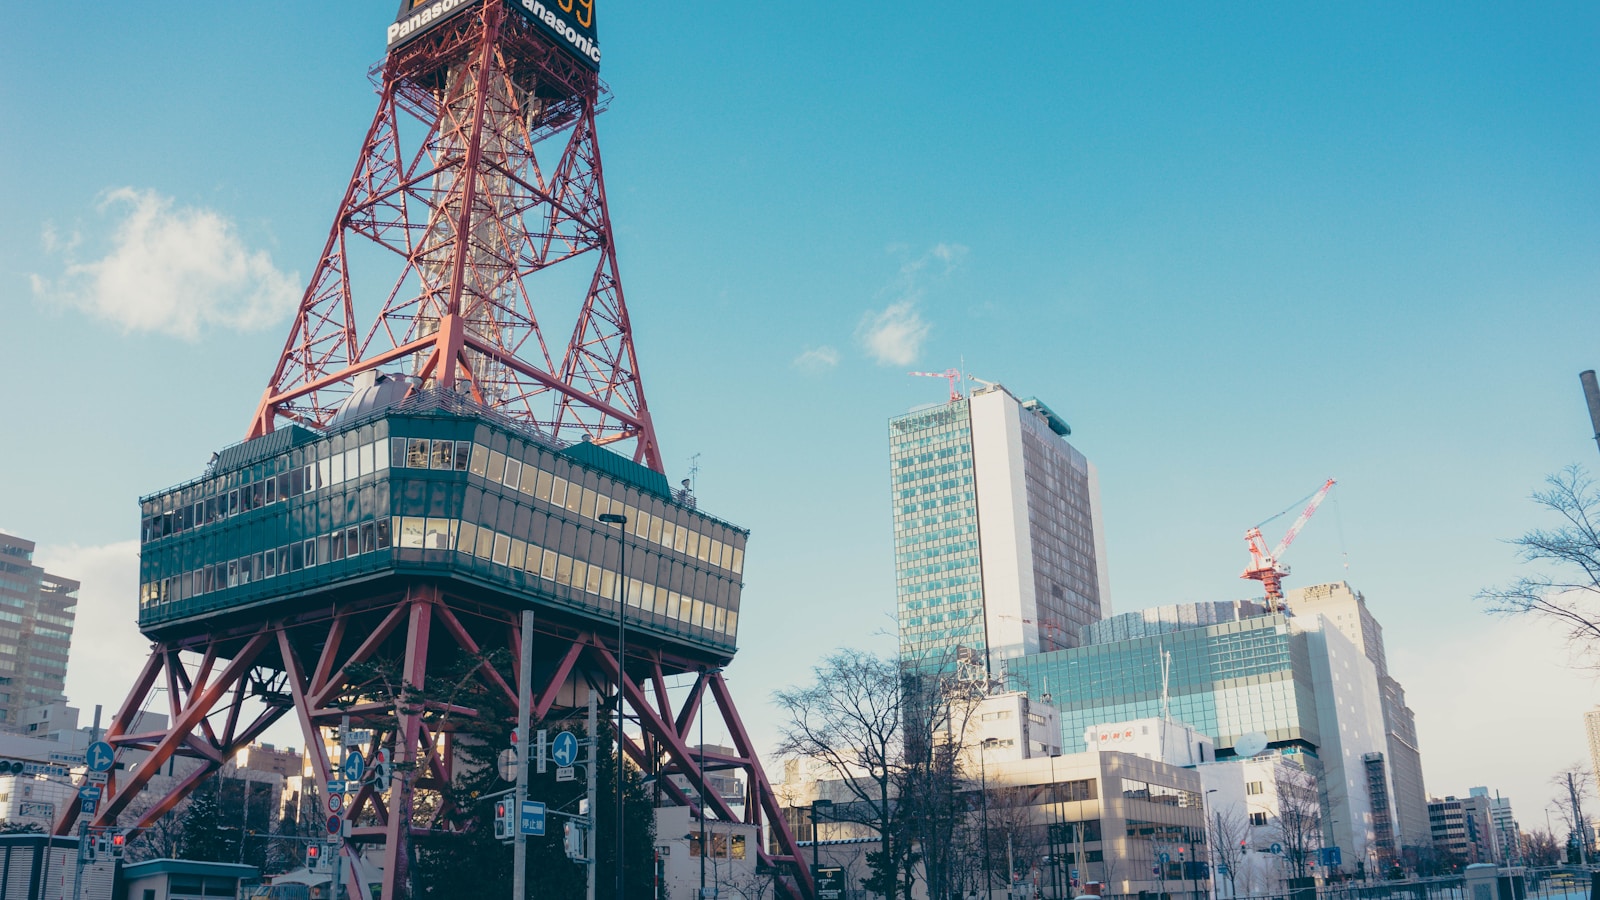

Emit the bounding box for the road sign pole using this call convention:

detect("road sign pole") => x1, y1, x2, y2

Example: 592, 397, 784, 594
586, 693, 597, 900
513, 609, 533, 900
335, 716, 347, 900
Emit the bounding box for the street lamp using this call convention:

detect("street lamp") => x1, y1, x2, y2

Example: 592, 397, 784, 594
1202, 788, 1218, 900
598, 512, 630, 900
811, 798, 835, 873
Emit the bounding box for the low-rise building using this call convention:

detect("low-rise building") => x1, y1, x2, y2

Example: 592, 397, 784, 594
1199, 756, 1324, 896
776, 747, 1209, 900
120, 859, 259, 900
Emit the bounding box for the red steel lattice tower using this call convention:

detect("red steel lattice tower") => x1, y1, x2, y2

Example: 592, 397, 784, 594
249, 0, 661, 472
55, 4, 816, 899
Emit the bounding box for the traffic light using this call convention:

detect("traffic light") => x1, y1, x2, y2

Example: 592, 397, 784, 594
306, 843, 322, 871
110, 831, 127, 859
563, 821, 586, 861
369, 749, 391, 786
1240, 839, 1249, 854
0, 760, 27, 775
494, 800, 512, 840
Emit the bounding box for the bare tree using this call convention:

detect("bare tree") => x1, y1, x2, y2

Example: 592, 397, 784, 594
122, 791, 188, 862
1273, 767, 1321, 882
1551, 764, 1594, 864
985, 785, 1046, 893
774, 649, 910, 900
1208, 804, 1250, 900
1521, 829, 1562, 867
1481, 467, 1600, 664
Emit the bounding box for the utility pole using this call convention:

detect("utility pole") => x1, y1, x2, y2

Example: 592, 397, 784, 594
1567, 771, 1589, 866
1580, 371, 1600, 457
513, 609, 534, 900
335, 715, 349, 900
587, 693, 598, 900
71, 705, 102, 900
1006, 833, 1014, 900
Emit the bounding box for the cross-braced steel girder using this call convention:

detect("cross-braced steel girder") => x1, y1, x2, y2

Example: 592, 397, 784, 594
248, 0, 661, 472
56, 585, 812, 900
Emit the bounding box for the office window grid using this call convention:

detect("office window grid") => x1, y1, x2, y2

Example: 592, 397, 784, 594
1009, 616, 1321, 754
890, 403, 987, 670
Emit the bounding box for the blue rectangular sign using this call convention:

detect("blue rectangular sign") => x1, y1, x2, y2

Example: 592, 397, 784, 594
520, 800, 546, 836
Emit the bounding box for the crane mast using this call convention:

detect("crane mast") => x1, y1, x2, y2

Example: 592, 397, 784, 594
908, 368, 963, 403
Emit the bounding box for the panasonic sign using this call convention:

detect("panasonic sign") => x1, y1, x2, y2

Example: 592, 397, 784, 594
512, 0, 601, 71
387, 0, 475, 50
386, 0, 601, 72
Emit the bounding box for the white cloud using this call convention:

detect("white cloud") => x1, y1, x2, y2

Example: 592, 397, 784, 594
792, 345, 840, 373
855, 243, 968, 367
857, 300, 931, 367
32, 541, 149, 716
32, 188, 299, 341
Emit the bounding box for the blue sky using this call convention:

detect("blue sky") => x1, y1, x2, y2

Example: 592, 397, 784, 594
2, 2, 1598, 820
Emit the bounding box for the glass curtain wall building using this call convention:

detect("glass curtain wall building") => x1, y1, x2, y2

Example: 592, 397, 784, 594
0, 534, 76, 724
1008, 613, 1322, 757
1010, 605, 1396, 875
890, 384, 1108, 675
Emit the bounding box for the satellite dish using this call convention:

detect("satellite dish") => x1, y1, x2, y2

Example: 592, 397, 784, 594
1235, 732, 1269, 759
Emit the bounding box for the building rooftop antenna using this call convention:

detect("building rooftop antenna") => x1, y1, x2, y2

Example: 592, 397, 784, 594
688, 453, 701, 494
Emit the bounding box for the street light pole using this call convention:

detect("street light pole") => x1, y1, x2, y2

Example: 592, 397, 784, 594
599, 512, 630, 900
1203, 788, 1218, 900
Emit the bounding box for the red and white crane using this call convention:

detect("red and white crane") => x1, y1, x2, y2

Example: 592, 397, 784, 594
908, 369, 963, 403
1241, 478, 1336, 612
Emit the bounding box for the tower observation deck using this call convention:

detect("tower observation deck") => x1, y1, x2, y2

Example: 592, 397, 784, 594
139, 394, 746, 663
61, 1, 813, 896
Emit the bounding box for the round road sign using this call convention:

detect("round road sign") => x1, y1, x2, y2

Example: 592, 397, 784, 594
551, 731, 578, 768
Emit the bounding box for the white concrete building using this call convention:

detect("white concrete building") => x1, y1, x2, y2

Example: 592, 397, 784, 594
962, 691, 1063, 767
1286, 582, 1429, 851
655, 806, 763, 900
1299, 613, 1389, 874
1083, 717, 1214, 768
1199, 756, 1319, 897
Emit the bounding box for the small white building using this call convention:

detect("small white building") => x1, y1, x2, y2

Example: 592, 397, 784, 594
959, 691, 1062, 767
655, 806, 763, 899
1198, 756, 1315, 898
1084, 718, 1214, 767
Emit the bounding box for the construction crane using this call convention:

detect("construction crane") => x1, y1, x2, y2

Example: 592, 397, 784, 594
908, 369, 963, 403
1241, 478, 1337, 612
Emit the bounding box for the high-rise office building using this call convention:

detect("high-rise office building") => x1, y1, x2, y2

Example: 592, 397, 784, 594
1286, 582, 1430, 852
889, 383, 1109, 673
1469, 786, 1519, 864
0, 534, 76, 724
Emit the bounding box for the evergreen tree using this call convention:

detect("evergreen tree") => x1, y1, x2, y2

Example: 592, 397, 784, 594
413, 693, 656, 900
179, 779, 236, 862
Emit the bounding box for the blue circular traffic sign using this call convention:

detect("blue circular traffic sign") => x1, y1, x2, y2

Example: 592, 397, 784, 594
326, 815, 342, 835
86, 741, 114, 773
551, 731, 578, 768
343, 752, 366, 783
